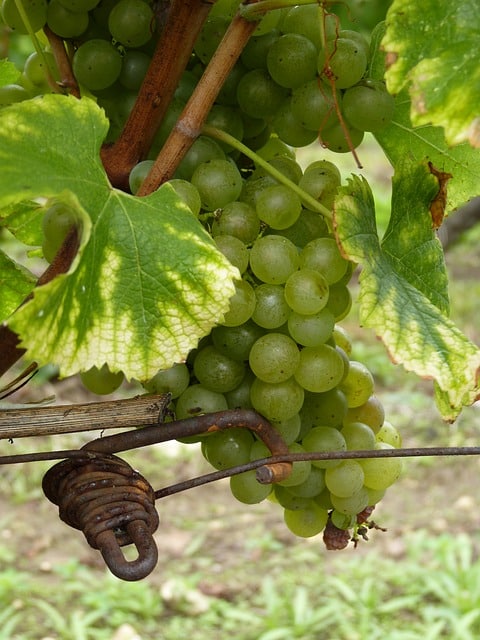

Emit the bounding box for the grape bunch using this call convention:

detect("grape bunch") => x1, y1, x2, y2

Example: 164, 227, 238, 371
3, 0, 402, 545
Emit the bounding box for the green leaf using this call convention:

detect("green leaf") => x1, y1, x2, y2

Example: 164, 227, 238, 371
0, 250, 36, 318
0, 95, 238, 380
0, 200, 45, 246
383, 0, 480, 148
334, 173, 480, 420
0, 59, 20, 87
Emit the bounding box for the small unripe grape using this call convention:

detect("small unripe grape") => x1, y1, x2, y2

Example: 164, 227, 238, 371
80, 364, 124, 395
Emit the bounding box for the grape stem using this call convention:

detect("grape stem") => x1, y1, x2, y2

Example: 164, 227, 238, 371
100, 0, 212, 191
203, 124, 333, 220
43, 26, 79, 97
137, 7, 262, 196
239, 0, 319, 20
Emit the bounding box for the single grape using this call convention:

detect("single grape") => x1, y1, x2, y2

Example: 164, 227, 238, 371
302, 426, 346, 469
168, 179, 202, 217
325, 460, 364, 497
202, 428, 254, 470
330, 487, 370, 516
340, 360, 375, 408
249, 333, 300, 384
344, 395, 385, 433
211, 322, 264, 362
320, 120, 364, 154
273, 209, 329, 248
222, 279, 256, 327
300, 388, 348, 431
108, 0, 155, 48
73, 39, 122, 91
326, 283, 352, 320
252, 283, 290, 329
271, 99, 318, 148
287, 308, 335, 347
212, 201, 260, 244
214, 235, 249, 274
47, 0, 88, 38
318, 37, 368, 89
298, 160, 341, 210
119, 50, 151, 91
360, 443, 403, 491
250, 377, 304, 422
225, 370, 255, 410
294, 344, 345, 393
299, 237, 348, 285
255, 184, 302, 230
375, 421, 402, 448
249, 235, 299, 285
288, 466, 326, 498
193, 345, 246, 393
129, 160, 154, 194
284, 502, 328, 537
267, 33, 318, 89
280, 5, 324, 48
230, 470, 272, 504
341, 421, 376, 450
80, 364, 124, 395
332, 325, 352, 354
241, 29, 280, 70
236, 68, 288, 119
175, 384, 228, 420
274, 485, 311, 511
191, 159, 243, 210
343, 80, 395, 132
330, 510, 356, 530
284, 268, 329, 315
143, 363, 190, 399
24, 51, 58, 87
271, 413, 301, 445
41, 201, 81, 263
291, 80, 339, 132
175, 136, 225, 181
1, 0, 47, 34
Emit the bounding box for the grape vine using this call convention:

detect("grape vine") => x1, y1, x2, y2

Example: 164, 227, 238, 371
0, 0, 479, 557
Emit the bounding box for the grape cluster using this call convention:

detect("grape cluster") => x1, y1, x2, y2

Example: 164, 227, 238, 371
141, 141, 403, 543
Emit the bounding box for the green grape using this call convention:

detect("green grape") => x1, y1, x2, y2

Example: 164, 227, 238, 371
278, 442, 311, 487
206, 104, 244, 150
80, 363, 124, 395
119, 50, 151, 91
0, 84, 30, 105
175, 384, 228, 420
249, 235, 299, 285
256, 136, 295, 161
271, 99, 318, 148
194, 16, 229, 63
222, 279, 256, 327
294, 344, 345, 393
47, 0, 88, 37
193, 345, 246, 393
325, 460, 364, 497
376, 421, 402, 448
302, 426, 346, 469
274, 485, 311, 510
251, 155, 303, 186
24, 51, 58, 87
326, 283, 352, 320
191, 159, 243, 210
241, 29, 280, 70
255, 184, 302, 230
365, 486, 386, 507
344, 395, 385, 433
175, 70, 197, 102
129, 160, 154, 194
340, 360, 375, 408
253, 8, 288, 36
217, 62, 246, 106
108, 0, 155, 48
214, 235, 249, 274
330, 487, 370, 516
360, 442, 403, 490
202, 428, 254, 470
250, 377, 304, 422
320, 120, 364, 154
211, 201, 260, 244
230, 470, 272, 504
175, 136, 225, 181
284, 268, 329, 315
330, 510, 356, 530
315, 487, 333, 510
41, 201, 81, 263
267, 33, 318, 89
288, 308, 335, 347
284, 502, 328, 537
225, 370, 255, 409
1, 0, 47, 33
211, 322, 264, 362
167, 179, 201, 217
332, 325, 352, 354
291, 80, 339, 132
299, 238, 348, 285
287, 466, 325, 498
343, 80, 395, 132
341, 421, 376, 450
271, 413, 301, 445
236, 68, 288, 119
252, 283, 290, 329
298, 161, 341, 210
318, 37, 368, 89
280, 5, 324, 48
143, 363, 190, 399
273, 209, 329, 248
249, 333, 300, 384
73, 39, 122, 91
300, 388, 348, 431
337, 29, 370, 60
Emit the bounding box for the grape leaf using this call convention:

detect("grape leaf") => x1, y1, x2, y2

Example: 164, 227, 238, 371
0, 250, 36, 317
334, 172, 480, 420
382, 0, 480, 148
0, 59, 20, 87
0, 95, 238, 380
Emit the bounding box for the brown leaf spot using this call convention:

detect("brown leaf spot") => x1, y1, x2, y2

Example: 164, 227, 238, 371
428, 161, 452, 229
